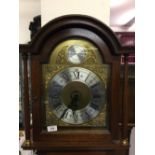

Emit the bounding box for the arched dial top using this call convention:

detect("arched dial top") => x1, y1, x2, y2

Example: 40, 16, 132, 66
48, 67, 106, 124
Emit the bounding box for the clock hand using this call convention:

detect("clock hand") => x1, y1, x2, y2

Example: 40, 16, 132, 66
60, 91, 80, 119
69, 91, 80, 111
59, 108, 68, 119
72, 46, 76, 54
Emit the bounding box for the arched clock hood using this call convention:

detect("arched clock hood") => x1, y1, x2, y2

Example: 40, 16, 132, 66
29, 15, 122, 61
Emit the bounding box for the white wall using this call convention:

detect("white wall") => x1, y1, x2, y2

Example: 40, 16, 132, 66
19, 0, 110, 44
41, 0, 110, 26
19, 0, 41, 44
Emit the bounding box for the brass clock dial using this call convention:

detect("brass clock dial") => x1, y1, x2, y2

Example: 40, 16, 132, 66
67, 45, 86, 64
48, 67, 106, 124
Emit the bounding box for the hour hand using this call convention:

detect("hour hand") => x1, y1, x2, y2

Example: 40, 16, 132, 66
68, 91, 80, 111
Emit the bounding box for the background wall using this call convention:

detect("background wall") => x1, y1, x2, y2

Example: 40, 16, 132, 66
19, 0, 109, 44
19, 0, 135, 43
19, 0, 41, 43
41, 0, 109, 26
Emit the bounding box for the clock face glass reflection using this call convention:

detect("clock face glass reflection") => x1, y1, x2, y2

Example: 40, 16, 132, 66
48, 67, 106, 124
67, 45, 86, 64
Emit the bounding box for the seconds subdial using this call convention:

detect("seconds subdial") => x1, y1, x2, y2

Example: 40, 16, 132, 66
67, 45, 86, 64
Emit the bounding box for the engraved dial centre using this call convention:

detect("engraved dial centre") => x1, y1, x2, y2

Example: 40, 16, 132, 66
61, 81, 91, 110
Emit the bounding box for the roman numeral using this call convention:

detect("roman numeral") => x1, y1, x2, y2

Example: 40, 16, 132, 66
90, 102, 99, 110
61, 73, 70, 82
84, 73, 90, 82
73, 111, 78, 122
91, 82, 100, 88
73, 71, 80, 79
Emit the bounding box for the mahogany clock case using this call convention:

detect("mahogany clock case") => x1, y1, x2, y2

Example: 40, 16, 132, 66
20, 15, 135, 155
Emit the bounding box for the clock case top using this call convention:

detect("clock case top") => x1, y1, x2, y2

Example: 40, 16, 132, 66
20, 15, 131, 152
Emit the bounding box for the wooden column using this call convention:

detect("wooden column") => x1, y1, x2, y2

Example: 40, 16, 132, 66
122, 54, 129, 144
22, 53, 31, 145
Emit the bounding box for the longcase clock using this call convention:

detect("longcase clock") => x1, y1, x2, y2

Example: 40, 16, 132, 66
20, 15, 131, 155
